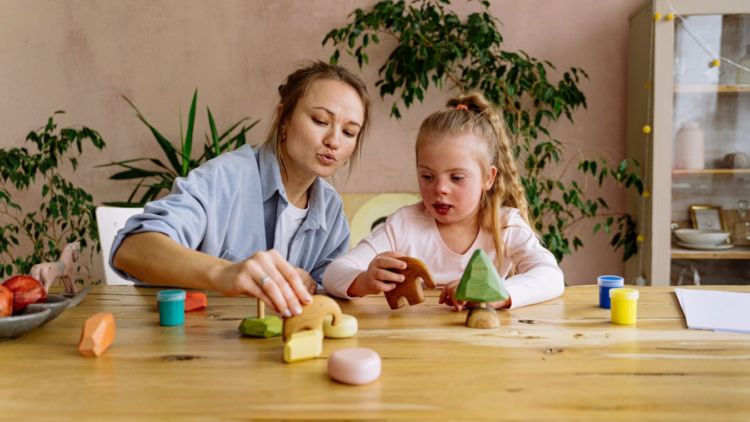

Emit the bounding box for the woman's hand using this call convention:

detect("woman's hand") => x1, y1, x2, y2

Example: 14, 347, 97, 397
295, 267, 318, 295
211, 249, 313, 317
347, 251, 407, 297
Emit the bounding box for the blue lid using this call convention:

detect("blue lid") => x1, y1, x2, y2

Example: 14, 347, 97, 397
597, 275, 624, 288
157, 289, 186, 302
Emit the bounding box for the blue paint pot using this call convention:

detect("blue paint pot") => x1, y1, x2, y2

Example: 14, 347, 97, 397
597, 275, 624, 309
157, 289, 186, 326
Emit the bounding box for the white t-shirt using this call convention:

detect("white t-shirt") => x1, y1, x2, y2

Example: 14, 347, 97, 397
273, 202, 309, 259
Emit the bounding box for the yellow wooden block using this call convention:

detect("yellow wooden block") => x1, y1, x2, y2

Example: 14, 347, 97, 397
283, 329, 323, 363
322, 313, 358, 338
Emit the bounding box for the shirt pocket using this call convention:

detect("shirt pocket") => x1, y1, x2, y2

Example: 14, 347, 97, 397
219, 248, 244, 262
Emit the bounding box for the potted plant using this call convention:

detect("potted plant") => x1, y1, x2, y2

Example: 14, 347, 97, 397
0, 111, 105, 279
323, 0, 644, 263
100, 90, 258, 206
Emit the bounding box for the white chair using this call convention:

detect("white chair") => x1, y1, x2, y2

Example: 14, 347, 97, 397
96, 206, 143, 285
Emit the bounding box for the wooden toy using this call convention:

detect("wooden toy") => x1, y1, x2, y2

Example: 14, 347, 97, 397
30, 242, 80, 294
185, 291, 208, 312
78, 312, 116, 357
283, 329, 323, 363
384, 256, 436, 309
328, 347, 381, 385
239, 299, 282, 338
455, 249, 508, 329
282, 295, 342, 342
322, 313, 357, 338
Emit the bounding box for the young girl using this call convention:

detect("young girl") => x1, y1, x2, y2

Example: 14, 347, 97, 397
322, 93, 563, 310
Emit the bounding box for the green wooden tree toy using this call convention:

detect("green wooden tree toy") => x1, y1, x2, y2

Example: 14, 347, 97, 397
455, 249, 509, 329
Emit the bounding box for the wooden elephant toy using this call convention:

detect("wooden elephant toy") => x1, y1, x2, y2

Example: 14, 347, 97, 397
282, 295, 342, 342
30, 242, 80, 294
384, 256, 436, 310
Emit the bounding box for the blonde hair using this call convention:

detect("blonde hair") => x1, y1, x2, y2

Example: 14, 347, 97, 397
263, 61, 371, 176
416, 92, 530, 268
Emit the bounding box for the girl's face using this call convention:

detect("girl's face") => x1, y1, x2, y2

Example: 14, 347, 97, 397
282, 79, 365, 180
417, 133, 497, 227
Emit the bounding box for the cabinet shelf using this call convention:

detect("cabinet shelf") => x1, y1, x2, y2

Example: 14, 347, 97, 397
672, 169, 750, 176
674, 84, 750, 93
671, 245, 750, 260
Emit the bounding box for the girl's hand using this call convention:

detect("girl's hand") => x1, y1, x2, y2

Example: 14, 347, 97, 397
211, 249, 313, 317
347, 251, 407, 297
439, 280, 512, 311
438, 279, 467, 311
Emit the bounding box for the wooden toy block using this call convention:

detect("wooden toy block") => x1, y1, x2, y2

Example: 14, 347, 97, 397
283, 295, 342, 342
455, 249, 508, 303
239, 315, 282, 338
78, 313, 116, 357
322, 313, 357, 339
283, 329, 323, 363
384, 257, 436, 309
466, 305, 500, 329
328, 347, 381, 385
185, 291, 207, 312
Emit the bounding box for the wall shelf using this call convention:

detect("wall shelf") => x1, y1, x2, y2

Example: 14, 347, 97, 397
674, 84, 750, 93
671, 246, 750, 260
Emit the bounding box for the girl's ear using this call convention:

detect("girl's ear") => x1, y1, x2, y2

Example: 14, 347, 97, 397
485, 165, 498, 190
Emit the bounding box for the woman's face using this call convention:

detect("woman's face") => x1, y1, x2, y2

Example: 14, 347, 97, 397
282, 79, 365, 180
417, 133, 496, 227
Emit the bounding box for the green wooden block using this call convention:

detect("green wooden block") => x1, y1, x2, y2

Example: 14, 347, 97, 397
455, 249, 509, 303
239, 315, 282, 338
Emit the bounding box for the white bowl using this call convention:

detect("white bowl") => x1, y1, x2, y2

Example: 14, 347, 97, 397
674, 229, 730, 245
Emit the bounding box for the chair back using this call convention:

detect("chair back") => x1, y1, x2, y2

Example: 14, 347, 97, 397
96, 206, 143, 285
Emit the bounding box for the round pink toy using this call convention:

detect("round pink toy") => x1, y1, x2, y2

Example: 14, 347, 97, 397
327, 347, 381, 385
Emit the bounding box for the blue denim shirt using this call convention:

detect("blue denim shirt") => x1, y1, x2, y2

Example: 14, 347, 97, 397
109, 143, 350, 285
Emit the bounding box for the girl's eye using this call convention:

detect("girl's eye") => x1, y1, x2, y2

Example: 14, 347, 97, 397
420, 174, 433, 180
451, 175, 465, 181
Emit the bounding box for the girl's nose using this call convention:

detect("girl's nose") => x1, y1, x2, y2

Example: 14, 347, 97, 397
435, 178, 450, 195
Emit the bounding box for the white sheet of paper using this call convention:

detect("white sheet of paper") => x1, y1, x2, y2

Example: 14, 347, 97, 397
674, 288, 750, 334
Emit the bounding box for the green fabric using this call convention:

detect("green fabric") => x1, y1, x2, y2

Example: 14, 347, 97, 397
239, 315, 282, 338
455, 249, 509, 302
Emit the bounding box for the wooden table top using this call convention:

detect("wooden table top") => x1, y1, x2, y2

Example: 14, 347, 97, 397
1, 285, 749, 420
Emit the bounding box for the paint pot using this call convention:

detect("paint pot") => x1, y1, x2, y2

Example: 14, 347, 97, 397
597, 275, 624, 309
609, 288, 639, 325
157, 289, 186, 326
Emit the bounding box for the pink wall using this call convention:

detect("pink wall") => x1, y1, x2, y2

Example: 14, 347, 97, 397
0, 0, 644, 284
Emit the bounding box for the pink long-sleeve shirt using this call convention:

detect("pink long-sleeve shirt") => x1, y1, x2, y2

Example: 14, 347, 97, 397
322, 203, 564, 309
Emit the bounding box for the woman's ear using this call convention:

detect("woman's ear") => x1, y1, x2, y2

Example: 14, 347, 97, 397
485, 165, 498, 190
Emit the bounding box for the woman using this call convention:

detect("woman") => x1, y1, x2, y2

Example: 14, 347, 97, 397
112, 61, 370, 318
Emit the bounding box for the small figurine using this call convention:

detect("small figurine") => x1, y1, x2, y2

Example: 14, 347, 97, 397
384, 257, 436, 309
282, 295, 342, 342
30, 242, 80, 294
455, 249, 509, 329
283, 329, 323, 363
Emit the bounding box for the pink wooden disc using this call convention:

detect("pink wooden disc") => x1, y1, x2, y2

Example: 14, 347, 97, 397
327, 347, 381, 385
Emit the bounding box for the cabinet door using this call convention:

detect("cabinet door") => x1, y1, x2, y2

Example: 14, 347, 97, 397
670, 12, 750, 285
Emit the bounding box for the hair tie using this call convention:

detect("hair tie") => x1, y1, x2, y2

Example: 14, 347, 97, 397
455, 104, 468, 111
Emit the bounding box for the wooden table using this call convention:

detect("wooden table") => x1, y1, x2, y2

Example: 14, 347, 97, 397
1, 285, 749, 420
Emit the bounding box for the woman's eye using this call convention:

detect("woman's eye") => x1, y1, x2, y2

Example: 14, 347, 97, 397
312, 118, 327, 126
343, 130, 357, 138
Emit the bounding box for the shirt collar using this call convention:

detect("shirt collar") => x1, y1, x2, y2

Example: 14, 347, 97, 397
257, 143, 327, 232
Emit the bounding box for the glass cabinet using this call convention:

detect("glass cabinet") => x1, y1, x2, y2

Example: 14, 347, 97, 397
626, 0, 750, 286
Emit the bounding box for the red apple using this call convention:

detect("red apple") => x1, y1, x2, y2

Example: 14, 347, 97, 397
2, 275, 47, 313
0, 285, 12, 317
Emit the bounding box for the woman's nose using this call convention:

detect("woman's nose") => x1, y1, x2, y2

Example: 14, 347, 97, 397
323, 128, 341, 150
